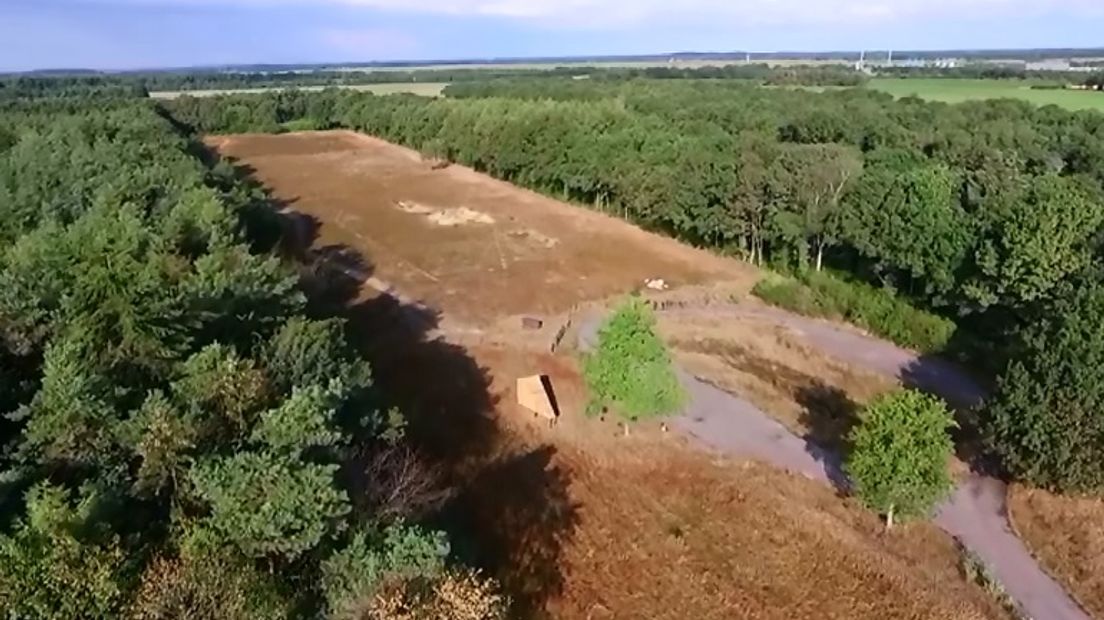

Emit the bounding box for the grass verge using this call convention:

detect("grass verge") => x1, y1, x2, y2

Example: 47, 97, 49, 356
958, 543, 1028, 620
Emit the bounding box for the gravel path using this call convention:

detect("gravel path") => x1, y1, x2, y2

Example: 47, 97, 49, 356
579, 305, 1089, 620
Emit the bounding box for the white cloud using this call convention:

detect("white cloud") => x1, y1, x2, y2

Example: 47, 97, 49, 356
264, 0, 1095, 23
77, 0, 1104, 27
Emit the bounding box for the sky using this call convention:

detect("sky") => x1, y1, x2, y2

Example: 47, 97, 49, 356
2, 0, 1104, 72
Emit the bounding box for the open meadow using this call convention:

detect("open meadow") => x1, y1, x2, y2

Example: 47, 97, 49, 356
868, 77, 1104, 111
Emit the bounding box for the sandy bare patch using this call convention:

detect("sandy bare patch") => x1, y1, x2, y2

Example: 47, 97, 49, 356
396, 201, 496, 227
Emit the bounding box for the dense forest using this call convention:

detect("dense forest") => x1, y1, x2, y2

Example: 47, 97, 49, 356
0, 96, 505, 617
163, 78, 1104, 494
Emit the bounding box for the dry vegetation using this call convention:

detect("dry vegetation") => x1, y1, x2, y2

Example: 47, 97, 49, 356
1008, 486, 1104, 618
456, 346, 1007, 620
212, 130, 1014, 619
658, 305, 895, 448
208, 131, 751, 326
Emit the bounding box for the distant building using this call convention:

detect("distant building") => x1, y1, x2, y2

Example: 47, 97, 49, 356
1027, 59, 1070, 71
891, 58, 959, 69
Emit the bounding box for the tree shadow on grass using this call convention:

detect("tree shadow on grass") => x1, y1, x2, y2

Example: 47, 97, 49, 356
900, 356, 1002, 477
444, 446, 580, 619
283, 198, 579, 618
796, 381, 859, 493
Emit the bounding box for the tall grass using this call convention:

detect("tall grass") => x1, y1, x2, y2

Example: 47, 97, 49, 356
752, 271, 956, 354
959, 545, 1029, 620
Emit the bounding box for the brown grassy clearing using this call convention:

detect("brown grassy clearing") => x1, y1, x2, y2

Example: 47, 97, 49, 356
405, 342, 1008, 620
212, 130, 1011, 619
1008, 486, 1104, 618
657, 307, 896, 450
208, 131, 752, 327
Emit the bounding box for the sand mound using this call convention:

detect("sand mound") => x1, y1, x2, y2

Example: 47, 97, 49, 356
508, 228, 559, 249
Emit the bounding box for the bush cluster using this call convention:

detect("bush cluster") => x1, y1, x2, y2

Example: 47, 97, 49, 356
753, 271, 956, 353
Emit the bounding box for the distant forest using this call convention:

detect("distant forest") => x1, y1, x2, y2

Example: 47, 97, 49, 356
0, 64, 868, 97
5, 61, 1104, 102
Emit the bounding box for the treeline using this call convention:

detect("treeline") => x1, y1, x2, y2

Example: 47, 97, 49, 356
0, 77, 149, 100
1, 63, 865, 99
0, 97, 504, 616
164, 79, 1104, 494
879, 64, 1104, 89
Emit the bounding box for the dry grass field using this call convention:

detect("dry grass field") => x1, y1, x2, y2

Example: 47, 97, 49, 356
208, 130, 1013, 619
1009, 486, 1104, 618
208, 131, 750, 326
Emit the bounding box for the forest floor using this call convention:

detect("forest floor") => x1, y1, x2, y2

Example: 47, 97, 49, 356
211, 130, 1017, 619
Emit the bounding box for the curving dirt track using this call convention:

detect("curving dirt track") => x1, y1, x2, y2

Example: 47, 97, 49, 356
580, 304, 1090, 620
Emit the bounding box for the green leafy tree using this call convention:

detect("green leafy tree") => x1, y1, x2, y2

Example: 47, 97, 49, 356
845, 390, 957, 528
841, 158, 972, 297
984, 284, 1104, 493
583, 298, 685, 421
768, 143, 863, 271
965, 173, 1104, 309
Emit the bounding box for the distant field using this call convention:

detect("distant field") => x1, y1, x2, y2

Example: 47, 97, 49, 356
148, 82, 449, 99
327, 59, 853, 72
868, 78, 1104, 111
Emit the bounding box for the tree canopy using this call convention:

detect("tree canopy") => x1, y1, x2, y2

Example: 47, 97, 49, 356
0, 94, 498, 617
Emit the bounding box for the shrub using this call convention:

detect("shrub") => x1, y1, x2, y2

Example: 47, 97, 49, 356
359, 570, 507, 620
128, 551, 288, 620
984, 284, 1104, 493
281, 118, 323, 132
0, 484, 128, 620
845, 390, 957, 527
583, 298, 686, 421
753, 271, 956, 353
958, 545, 1027, 620
322, 524, 449, 618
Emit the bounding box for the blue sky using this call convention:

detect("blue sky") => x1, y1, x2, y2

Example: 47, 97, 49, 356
3, 0, 1103, 72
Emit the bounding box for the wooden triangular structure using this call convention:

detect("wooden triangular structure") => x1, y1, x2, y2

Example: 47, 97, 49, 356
517, 375, 559, 422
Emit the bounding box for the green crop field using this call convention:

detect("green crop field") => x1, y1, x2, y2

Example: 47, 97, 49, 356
148, 81, 449, 100
867, 78, 1104, 112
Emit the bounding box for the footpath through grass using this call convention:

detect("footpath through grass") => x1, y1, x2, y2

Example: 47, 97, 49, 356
753, 271, 956, 354
868, 78, 1104, 112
